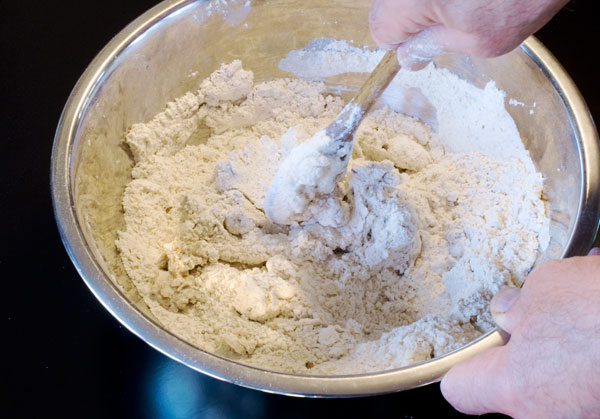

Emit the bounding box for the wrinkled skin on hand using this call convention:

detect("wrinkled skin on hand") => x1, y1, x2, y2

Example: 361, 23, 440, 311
369, 0, 569, 69
441, 250, 600, 418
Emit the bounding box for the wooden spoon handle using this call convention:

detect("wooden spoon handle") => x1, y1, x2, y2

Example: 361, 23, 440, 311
353, 50, 401, 112
325, 50, 400, 143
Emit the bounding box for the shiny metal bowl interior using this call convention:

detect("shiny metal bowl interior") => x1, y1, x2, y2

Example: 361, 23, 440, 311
51, 0, 600, 396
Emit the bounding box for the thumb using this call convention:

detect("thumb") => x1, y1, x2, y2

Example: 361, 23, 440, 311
588, 247, 600, 256
395, 25, 485, 70
490, 286, 523, 334
441, 346, 513, 415
395, 26, 444, 70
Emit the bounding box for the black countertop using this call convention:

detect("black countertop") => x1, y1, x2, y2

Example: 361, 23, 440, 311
3, 1, 598, 417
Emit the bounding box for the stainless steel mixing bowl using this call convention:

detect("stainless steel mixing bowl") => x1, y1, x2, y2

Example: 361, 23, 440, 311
51, 0, 600, 396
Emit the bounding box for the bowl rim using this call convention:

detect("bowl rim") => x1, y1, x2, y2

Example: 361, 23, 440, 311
50, 0, 600, 397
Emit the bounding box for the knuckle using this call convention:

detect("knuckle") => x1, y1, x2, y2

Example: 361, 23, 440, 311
469, 32, 509, 58
529, 259, 559, 279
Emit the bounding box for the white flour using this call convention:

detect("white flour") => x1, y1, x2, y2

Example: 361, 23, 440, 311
117, 46, 548, 374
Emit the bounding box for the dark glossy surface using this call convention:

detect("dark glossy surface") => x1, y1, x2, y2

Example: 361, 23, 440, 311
3, 0, 597, 417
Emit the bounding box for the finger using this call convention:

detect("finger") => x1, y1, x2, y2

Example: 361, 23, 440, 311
396, 23, 508, 71
395, 24, 483, 70
369, 0, 430, 49
490, 286, 523, 334
588, 247, 600, 256
395, 25, 445, 70
441, 346, 512, 415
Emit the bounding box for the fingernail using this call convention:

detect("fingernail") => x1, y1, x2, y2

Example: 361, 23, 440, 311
370, 27, 404, 50
588, 247, 600, 256
378, 42, 400, 51
490, 287, 521, 314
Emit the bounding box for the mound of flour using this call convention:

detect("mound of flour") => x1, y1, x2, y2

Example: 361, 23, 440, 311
116, 53, 548, 374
